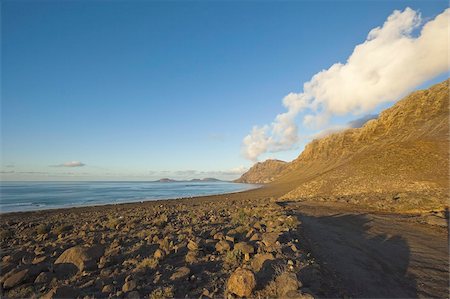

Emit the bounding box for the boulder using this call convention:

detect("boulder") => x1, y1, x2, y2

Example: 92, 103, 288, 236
55, 245, 104, 272
3, 269, 28, 289
234, 242, 254, 254
227, 268, 256, 297
215, 240, 231, 253
262, 232, 280, 247
276, 272, 300, 296
250, 253, 274, 272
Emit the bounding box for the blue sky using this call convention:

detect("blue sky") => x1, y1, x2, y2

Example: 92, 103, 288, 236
1, 0, 448, 181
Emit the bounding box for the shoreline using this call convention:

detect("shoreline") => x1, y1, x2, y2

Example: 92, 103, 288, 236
1, 185, 448, 298
0, 183, 266, 217
0, 182, 263, 216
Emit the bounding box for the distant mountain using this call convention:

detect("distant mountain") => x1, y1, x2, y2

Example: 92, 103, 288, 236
190, 178, 222, 182
155, 178, 222, 183
235, 159, 287, 183
156, 178, 178, 183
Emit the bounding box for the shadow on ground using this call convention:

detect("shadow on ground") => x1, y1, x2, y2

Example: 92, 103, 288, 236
278, 202, 418, 298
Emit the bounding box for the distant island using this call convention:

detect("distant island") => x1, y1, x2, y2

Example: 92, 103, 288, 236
155, 178, 223, 183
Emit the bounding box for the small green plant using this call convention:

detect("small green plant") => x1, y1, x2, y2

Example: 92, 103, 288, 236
52, 224, 73, 235
36, 224, 50, 235
231, 210, 248, 226
105, 218, 120, 230
153, 214, 168, 227
223, 249, 243, 268
0, 229, 13, 241
285, 216, 300, 230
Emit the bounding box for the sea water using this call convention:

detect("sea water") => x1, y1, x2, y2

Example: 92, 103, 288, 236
0, 181, 259, 213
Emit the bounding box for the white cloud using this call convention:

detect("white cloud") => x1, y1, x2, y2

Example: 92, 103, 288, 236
54, 161, 86, 167
242, 7, 449, 161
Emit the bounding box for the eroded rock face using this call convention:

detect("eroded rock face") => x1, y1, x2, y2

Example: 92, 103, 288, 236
54, 245, 104, 272
227, 268, 256, 297
235, 159, 287, 184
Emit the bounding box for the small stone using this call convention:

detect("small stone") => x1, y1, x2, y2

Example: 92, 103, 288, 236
185, 251, 198, 264
249, 233, 261, 241
3, 269, 29, 289
227, 268, 256, 297
32, 256, 47, 264
187, 240, 199, 251
215, 240, 231, 253
262, 232, 280, 247
102, 284, 114, 293
234, 242, 254, 254
122, 280, 137, 292
225, 235, 235, 243
170, 266, 191, 280
34, 272, 53, 284
154, 249, 165, 260
213, 232, 224, 240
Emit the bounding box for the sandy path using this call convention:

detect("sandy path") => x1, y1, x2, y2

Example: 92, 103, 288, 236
281, 202, 449, 298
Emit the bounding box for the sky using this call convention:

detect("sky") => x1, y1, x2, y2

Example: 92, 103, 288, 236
1, 0, 448, 181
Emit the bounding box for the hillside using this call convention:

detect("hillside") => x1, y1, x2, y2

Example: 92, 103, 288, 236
242, 79, 450, 211
235, 159, 287, 183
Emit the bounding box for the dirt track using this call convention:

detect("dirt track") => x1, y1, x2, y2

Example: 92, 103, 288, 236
282, 201, 449, 298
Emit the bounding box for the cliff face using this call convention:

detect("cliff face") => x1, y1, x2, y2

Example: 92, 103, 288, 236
235, 159, 287, 184
274, 79, 449, 201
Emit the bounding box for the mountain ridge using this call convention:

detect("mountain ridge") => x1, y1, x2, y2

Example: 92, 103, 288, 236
237, 79, 449, 211
234, 159, 287, 184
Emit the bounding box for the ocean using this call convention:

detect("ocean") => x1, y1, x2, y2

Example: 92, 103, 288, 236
0, 181, 259, 213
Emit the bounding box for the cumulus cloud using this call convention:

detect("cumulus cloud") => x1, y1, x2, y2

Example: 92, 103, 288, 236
242, 7, 449, 161
53, 161, 86, 167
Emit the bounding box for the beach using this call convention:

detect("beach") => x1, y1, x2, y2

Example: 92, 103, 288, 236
1, 186, 448, 298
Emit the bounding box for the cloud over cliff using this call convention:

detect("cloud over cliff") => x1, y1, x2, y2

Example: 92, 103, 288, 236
242, 7, 449, 161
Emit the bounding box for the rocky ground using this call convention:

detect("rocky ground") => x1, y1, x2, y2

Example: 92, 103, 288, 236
0, 193, 321, 299
1, 187, 448, 299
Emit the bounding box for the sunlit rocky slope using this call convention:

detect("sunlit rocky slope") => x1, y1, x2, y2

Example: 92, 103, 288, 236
238, 79, 449, 211
234, 159, 287, 184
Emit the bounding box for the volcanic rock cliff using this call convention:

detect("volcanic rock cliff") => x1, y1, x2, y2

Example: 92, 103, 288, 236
234, 159, 287, 183
238, 79, 449, 210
